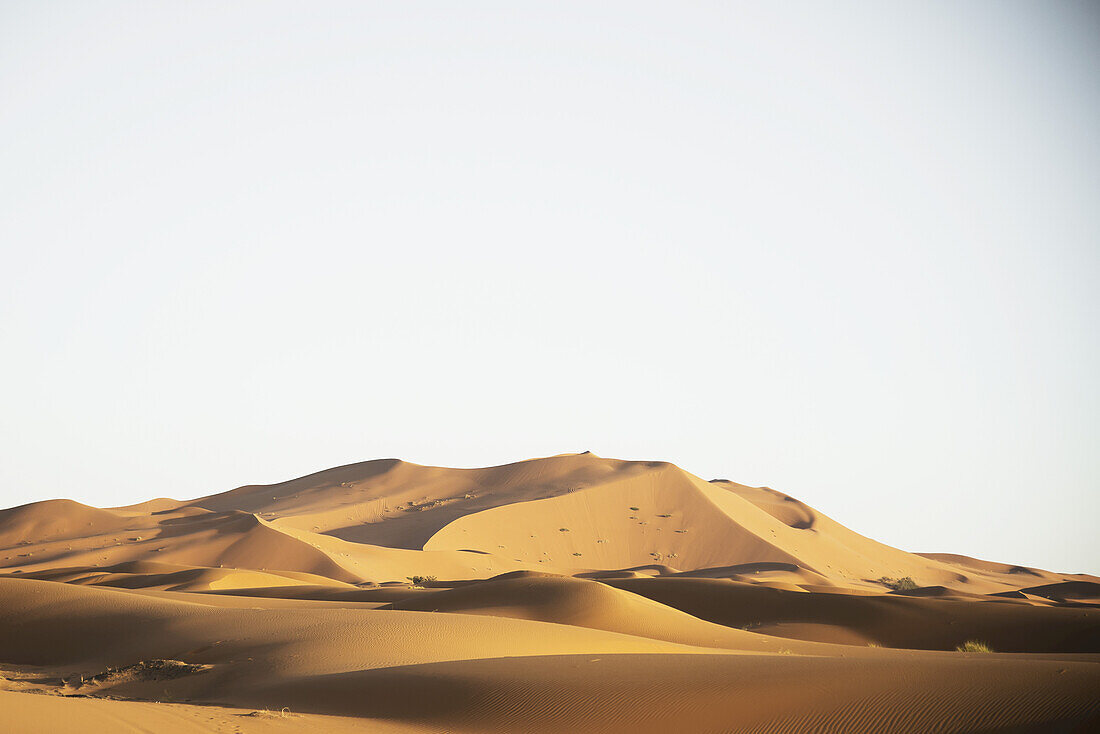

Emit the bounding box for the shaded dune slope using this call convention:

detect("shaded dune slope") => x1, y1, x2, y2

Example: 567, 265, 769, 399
247, 653, 1100, 734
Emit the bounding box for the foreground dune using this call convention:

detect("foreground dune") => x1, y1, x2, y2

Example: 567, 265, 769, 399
1, 453, 1097, 732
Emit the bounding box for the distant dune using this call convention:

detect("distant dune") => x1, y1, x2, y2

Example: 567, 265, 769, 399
1, 452, 1097, 732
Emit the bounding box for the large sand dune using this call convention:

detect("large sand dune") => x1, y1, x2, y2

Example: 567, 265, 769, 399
1, 453, 1097, 732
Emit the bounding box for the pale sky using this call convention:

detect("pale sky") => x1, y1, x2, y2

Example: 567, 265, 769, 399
1, 2, 1097, 573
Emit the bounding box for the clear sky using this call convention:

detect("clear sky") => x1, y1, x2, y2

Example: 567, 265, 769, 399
1, 2, 1097, 573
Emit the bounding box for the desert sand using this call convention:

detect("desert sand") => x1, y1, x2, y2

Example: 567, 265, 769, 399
1, 452, 1097, 732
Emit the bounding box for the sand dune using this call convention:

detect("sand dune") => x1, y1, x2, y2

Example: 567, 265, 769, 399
603, 576, 1100, 652
246, 653, 1100, 733
1, 453, 1097, 731
380, 572, 839, 653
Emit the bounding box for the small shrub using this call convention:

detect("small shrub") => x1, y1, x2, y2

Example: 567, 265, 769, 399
956, 640, 993, 653
69, 659, 211, 688
408, 575, 437, 585
244, 708, 292, 719
893, 576, 918, 591
877, 576, 918, 591
629, 507, 639, 511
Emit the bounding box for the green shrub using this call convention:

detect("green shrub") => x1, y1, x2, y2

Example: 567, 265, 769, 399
408, 575, 437, 585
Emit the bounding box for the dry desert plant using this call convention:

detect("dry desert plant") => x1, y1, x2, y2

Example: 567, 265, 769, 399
956, 640, 993, 653
877, 576, 918, 591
